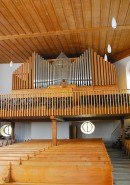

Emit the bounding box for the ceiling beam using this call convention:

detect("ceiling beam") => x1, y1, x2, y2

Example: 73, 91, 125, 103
0, 25, 130, 41
112, 48, 130, 62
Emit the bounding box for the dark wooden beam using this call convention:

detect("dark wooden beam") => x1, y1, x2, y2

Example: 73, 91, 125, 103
112, 48, 130, 62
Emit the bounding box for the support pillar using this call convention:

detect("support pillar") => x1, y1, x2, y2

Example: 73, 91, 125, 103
51, 117, 57, 146
70, 125, 77, 139
121, 119, 125, 147
11, 122, 15, 143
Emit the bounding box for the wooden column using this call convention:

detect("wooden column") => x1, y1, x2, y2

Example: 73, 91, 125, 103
11, 122, 15, 143
121, 119, 125, 147
70, 125, 77, 139
51, 117, 57, 146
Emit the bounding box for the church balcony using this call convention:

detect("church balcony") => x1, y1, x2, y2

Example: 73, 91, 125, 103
0, 89, 130, 120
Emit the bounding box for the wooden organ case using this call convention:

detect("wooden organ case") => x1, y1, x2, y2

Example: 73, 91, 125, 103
12, 48, 117, 91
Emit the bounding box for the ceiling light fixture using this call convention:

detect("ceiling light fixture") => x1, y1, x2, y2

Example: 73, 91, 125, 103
112, 17, 117, 29
107, 44, 112, 53
104, 54, 108, 61
10, 60, 13, 67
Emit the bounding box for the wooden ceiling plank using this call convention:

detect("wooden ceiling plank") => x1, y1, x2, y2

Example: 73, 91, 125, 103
0, 43, 24, 63
0, 40, 25, 61
100, 0, 111, 26
119, 30, 130, 52
111, 30, 122, 55
0, 49, 13, 63
57, 35, 70, 54
43, 36, 58, 55
17, 38, 34, 55
92, 0, 101, 27
64, 34, 76, 55
108, 0, 120, 26
92, 31, 100, 52
86, 32, 92, 49
58, 35, 71, 55
41, 0, 61, 31
123, 1, 130, 25
0, 21, 10, 36
99, 30, 107, 56
117, 0, 130, 25
2, 0, 32, 34
71, 0, 85, 53
71, 34, 81, 53
5, 39, 28, 59
22, 0, 47, 32
9, 39, 30, 57
82, 0, 92, 28
1, 40, 27, 61
61, 0, 76, 29
13, 0, 40, 33
22, 38, 40, 54
70, 0, 84, 29
36, 37, 52, 56
79, 0, 88, 52
51, 0, 68, 30
29, 37, 45, 55
13, 39, 31, 56
112, 48, 130, 62
51, 0, 72, 53
0, 0, 25, 34
51, 35, 64, 54
78, 33, 87, 53
115, 30, 129, 54
105, 29, 114, 54
61, 0, 77, 53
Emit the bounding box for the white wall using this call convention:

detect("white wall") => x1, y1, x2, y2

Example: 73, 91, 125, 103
114, 57, 129, 89
77, 120, 119, 142
31, 122, 70, 139
126, 61, 130, 89
15, 122, 31, 142
0, 63, 21, 94
114, 57, 130, 89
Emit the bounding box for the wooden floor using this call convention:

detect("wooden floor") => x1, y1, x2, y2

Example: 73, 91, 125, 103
0, 139, 113, 185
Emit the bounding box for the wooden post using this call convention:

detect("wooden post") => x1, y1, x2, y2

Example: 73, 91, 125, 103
11, 122, 15, 143
51, 117, 57, 146
121, 119, 125, 147
70, 125, 77, 139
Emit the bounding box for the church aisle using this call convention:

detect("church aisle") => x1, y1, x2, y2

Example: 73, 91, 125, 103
107, 147, 130, 185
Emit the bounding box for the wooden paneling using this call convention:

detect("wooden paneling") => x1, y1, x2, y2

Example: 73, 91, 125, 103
0, 0, 129, 63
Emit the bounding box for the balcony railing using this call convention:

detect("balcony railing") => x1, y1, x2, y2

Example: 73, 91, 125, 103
0, 89, 130, 118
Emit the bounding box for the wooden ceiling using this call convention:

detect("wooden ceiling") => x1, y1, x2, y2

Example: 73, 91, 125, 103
0, 0, 130, 64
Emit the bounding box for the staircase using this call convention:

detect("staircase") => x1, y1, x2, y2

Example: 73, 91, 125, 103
107, 147, 130, 185
111, 124, 130, 148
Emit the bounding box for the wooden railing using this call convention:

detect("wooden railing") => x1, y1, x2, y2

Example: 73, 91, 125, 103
0, 89, 130, 118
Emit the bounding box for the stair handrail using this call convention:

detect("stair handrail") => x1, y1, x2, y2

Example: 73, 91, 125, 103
111, 123, 121, 146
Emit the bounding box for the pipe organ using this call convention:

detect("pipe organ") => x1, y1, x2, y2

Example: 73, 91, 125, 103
12, 48, 117, 90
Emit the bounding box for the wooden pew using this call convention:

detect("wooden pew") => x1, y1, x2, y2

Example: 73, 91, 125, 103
0, 139, 113, 185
